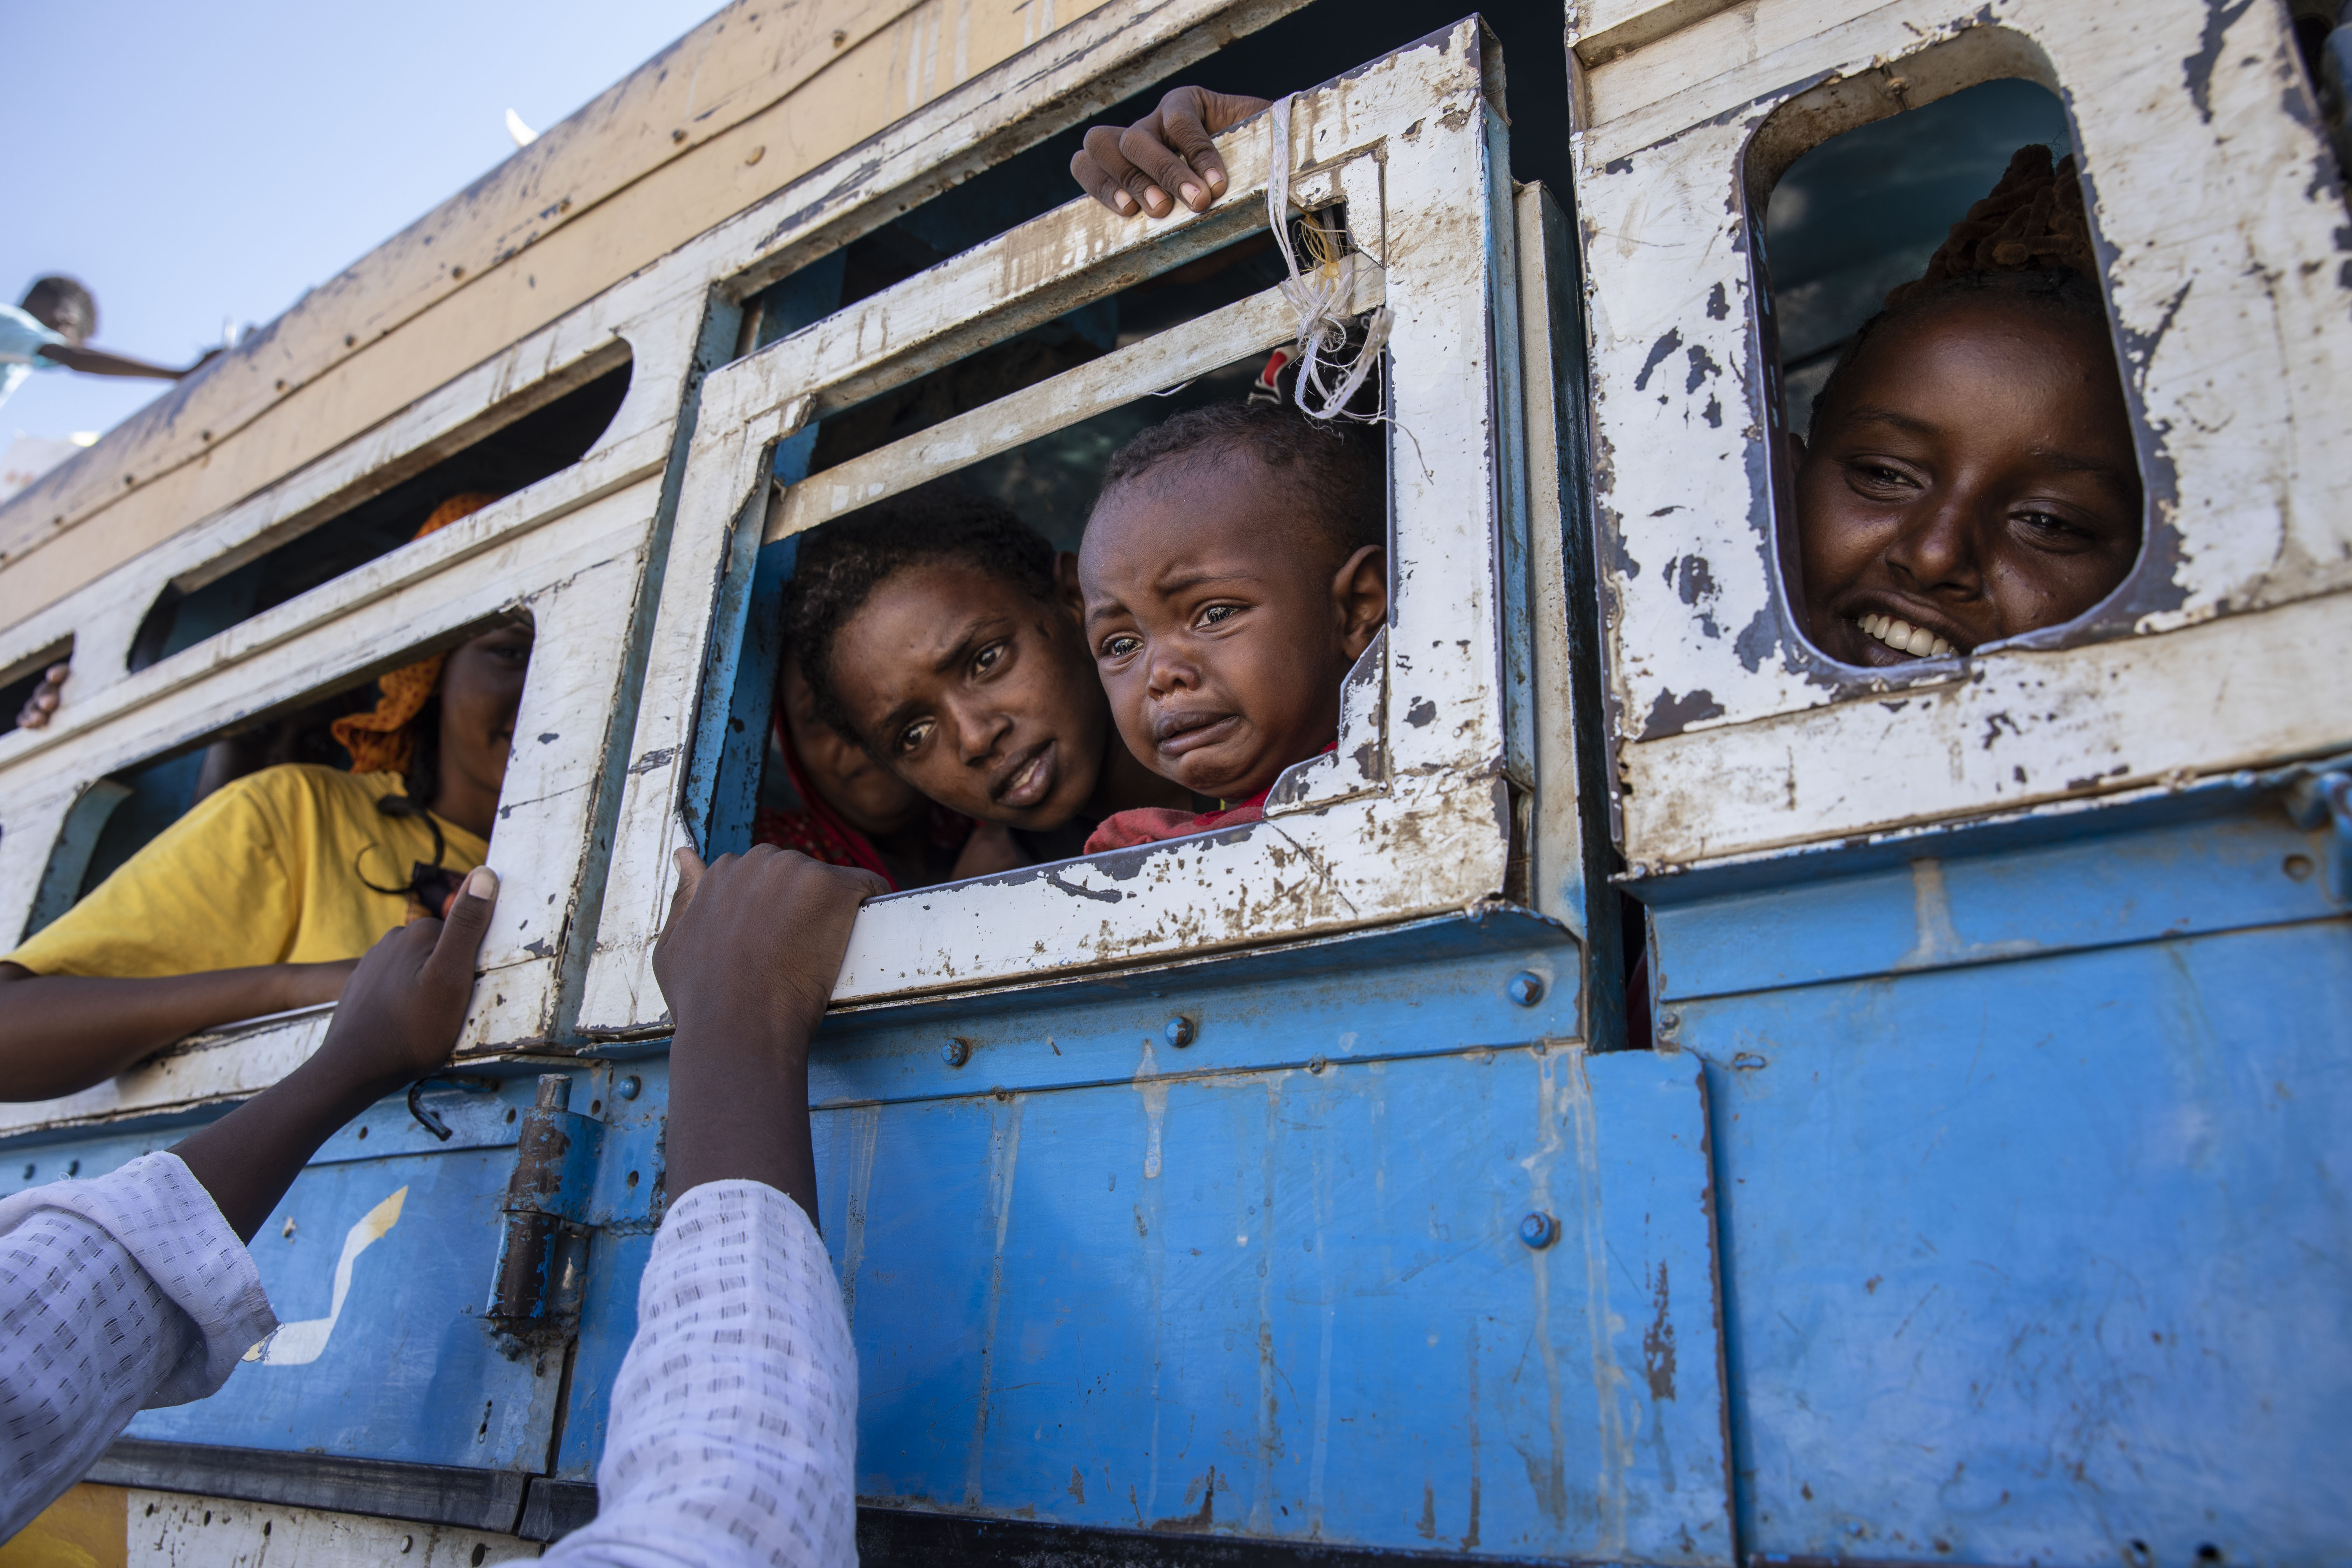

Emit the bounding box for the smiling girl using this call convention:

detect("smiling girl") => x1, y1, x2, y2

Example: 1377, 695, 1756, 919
1791, 145, 2143, 666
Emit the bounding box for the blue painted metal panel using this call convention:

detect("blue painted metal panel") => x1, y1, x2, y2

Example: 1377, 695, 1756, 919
1651, 806, 2341, 1003
821, 1046, 1730, 1561
126, 1144, 562, 1467
1657, 804, 2352, 1564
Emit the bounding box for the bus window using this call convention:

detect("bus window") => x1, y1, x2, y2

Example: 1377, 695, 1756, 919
20, 612, 533, 950
0, 639, 70, 737
1573, 4, 2352, 872
1756, 77, 2146, 670
581, 18, 1539, 1025
126, 358, 630, 672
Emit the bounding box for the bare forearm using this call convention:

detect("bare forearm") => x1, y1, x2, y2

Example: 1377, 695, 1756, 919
0, 964, 342, 1101
172, 1056, 399, 1242
38, 344, 187, 379
665, 1021, 821, 1226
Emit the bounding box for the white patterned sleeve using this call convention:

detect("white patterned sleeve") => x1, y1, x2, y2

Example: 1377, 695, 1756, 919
0, 1151, 276, 1540
542, 1180, 859, 1568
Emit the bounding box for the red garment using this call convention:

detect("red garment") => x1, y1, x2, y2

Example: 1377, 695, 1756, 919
752, 713, 970, 892
1083, 743, 1335, 854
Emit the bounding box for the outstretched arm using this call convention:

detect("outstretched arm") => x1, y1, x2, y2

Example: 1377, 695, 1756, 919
37, 342, 207, 380
0, 960, 356, 1104
0, 871, 498, 1539
172, 867, 498, 1239
542, 846, 882, 1567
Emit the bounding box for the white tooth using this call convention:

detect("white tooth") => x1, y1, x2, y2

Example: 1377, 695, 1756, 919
1877, 615, 1910, 648
1930, 636, 1955, 657
1906, 624, 1939, 656
1862, 614, 1883, 637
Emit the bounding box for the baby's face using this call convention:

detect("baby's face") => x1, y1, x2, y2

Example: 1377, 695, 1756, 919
826, 560, 1108, 830
1081, 462, 1385, 802
777, 655, 928, 837
1796, 296, 2142, 666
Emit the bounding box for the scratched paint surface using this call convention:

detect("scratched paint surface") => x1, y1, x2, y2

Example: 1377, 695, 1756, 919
1654, 800, 2352, 1563
0, 1076, 566, 1471
819, 1047, 1730, 1561
125, 1145, 563, 1468
1571, 0, 2352, 869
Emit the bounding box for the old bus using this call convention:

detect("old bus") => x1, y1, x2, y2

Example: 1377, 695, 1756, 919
0, 0, 2345, 1560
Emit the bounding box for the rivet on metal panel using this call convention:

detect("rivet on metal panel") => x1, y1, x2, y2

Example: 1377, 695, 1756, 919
1507, 972, 1544, 1007
942, 1037, 972, 1068
1658, 1010, 1681, 1033
1308, 1056, 1328, 1074
617, 1076, 642, 1100
1164, 1016, 1197, 1048
1519, 1212, 1559, 1249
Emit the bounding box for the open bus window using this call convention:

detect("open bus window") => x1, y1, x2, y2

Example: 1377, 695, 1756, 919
19, 614, 535, 948
580, 19, 1534, 1023
125, 358, 629, 673
1758, 76, 2146, 672
750, 336, 1383, 893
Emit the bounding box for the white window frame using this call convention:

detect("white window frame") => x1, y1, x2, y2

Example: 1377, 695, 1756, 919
0, 291, 700, 1136
1570, 0, 2352, 873
580, 18, 1538, 1022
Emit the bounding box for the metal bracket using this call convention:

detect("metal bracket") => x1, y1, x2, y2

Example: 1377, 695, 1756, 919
485, 1074, 601, 1335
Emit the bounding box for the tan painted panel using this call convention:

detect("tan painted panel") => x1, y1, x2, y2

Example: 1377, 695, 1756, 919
0, 0, 1110, 625
0, 1483, 128, 1568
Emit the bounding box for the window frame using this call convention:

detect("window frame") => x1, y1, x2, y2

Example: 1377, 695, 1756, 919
578, 18, 1540, 1023
0, 295, 694, 1137
1569, 0, 2352, 873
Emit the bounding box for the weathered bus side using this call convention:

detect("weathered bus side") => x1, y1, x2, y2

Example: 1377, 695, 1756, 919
0, 0, 2342, 1563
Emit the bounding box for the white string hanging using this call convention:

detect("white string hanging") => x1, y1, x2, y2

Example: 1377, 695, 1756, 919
1266, 94, 1392, 422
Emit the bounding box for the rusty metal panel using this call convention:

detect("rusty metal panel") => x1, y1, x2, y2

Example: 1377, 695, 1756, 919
1569, 0, 2352, 870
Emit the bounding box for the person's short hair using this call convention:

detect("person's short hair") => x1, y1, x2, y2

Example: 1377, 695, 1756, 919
785, 483, 1058, 743
20, 276, 96, 343
1097, 402, 1385, 561
1811, 267, 2110, 432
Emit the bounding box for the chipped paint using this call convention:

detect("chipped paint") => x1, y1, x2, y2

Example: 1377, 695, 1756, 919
1574, 0, 2352, 871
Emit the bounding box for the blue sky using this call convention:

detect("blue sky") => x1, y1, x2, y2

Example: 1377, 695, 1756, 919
4, 0, 719, 443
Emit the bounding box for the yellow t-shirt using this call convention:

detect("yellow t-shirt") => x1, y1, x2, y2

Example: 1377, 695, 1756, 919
4, 764, 487, 979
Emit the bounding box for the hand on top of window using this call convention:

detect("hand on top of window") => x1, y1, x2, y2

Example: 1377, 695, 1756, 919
13, 664, 68, 731
1071, 87, 1272, 219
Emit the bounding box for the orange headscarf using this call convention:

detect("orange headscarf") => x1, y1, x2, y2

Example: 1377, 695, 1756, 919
332, 492, 502, 774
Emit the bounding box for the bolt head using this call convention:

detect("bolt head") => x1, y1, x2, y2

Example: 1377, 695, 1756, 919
616, 1076, 642, 1101
1519, 1211, 1559, 1249
941, 1038, 972, 1068
1507, 971, 1545, 1007
1164, 1016, 1196, 1048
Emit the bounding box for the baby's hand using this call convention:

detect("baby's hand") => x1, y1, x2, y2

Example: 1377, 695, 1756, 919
653, 847, 886, 1049
1071, 87, 1272, 218
309, 866, 498, 1095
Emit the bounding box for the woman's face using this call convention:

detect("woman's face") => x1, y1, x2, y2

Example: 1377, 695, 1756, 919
825, 560, 1110, 830
778, 654, 930, 837
1795, 295, 2142, 667
436, 622, 534, 800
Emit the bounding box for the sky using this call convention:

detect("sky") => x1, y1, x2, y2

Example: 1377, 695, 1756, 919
4, 0, 721, 444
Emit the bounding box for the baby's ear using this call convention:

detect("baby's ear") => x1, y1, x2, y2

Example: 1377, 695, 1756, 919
1053, 551, 1084, 615
1331, 544, 1388, 658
